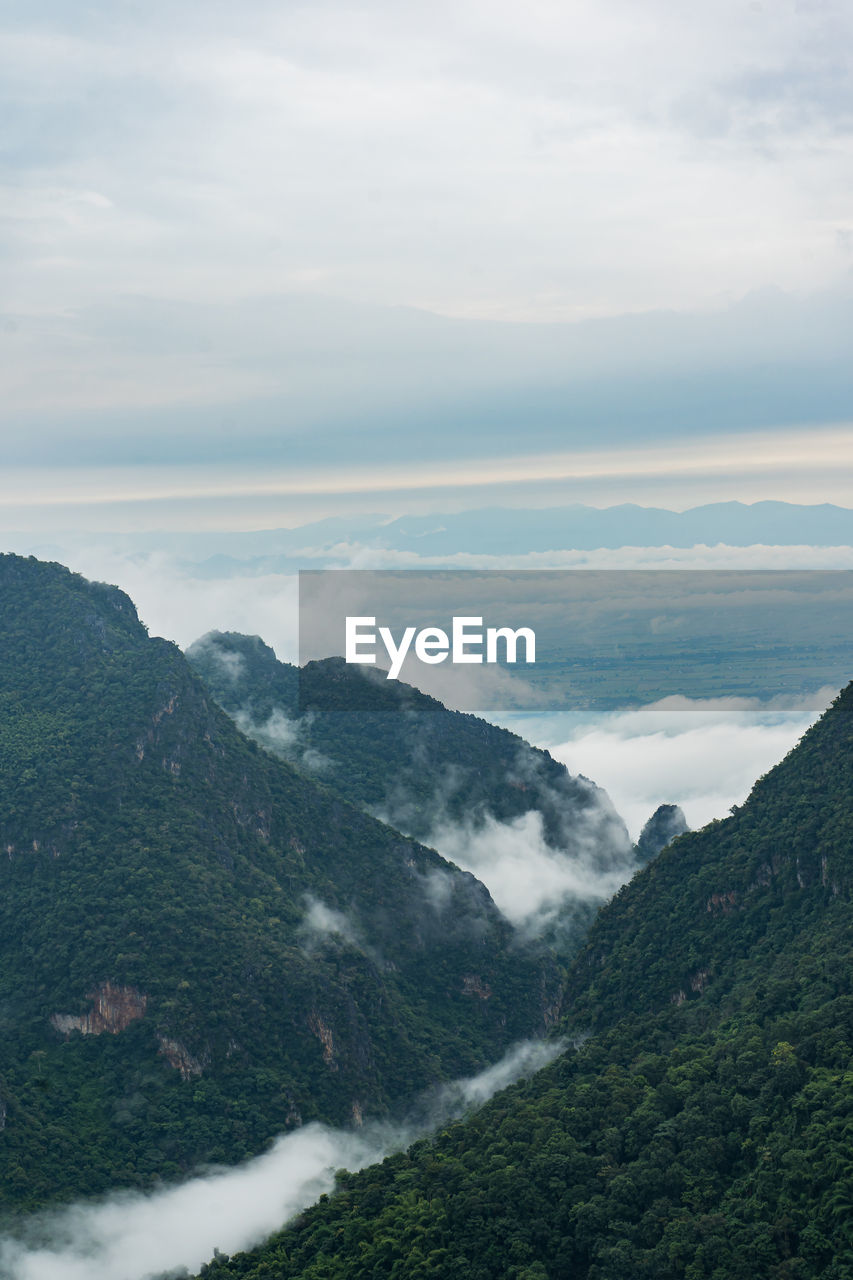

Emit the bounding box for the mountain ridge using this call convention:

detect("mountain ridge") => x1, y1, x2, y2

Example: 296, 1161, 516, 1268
186, 631, 639, 941
8, 500, 853, 573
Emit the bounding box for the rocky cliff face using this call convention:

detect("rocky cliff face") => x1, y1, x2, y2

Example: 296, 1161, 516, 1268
51, 982, 148, 1036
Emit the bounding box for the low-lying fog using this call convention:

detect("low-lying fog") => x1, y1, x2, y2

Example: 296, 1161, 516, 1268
0, 1041, 563, 1280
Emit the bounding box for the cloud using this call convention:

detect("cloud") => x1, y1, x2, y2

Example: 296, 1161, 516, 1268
419, 866, 456, 912
315, 539, 853, 572
4, 419, 853, 529
411, 1035, 568, 1122
298, 895, 360, 950
191, 634, 246, 685
1, 1126, 378, 1280
3, 0, 852, 330
423, 808, 635, 935
523, 691, 834, 839
230, 706, 334, 776
0, 1038, 562, 1280
376, 748, 636, 937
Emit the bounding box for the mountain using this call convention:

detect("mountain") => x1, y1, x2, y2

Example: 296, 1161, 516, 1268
636, 803, 689, 861
15, 501, 850, 578
118, 500, 853, 570
186, 631, 637, 936
293, 501, 853, 557
197, 682, 853, 1280
185, 631, 632, 858
0, 555, 564, 1213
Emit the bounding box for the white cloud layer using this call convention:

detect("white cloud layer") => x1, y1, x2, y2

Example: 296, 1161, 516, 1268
408, 697, 824, 929
519, 692, 834, 839
320, 540, 853, 572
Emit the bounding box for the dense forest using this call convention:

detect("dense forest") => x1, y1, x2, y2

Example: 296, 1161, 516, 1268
196, 684, 853, 1279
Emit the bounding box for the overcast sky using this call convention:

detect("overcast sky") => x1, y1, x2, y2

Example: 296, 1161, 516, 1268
2, 0, 852, 528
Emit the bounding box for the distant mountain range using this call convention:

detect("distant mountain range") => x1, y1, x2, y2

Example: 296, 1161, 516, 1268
268, 500, 853, 558
7, 501, 853, 573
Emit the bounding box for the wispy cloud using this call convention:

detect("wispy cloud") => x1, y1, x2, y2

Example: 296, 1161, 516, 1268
298, 895, 361, 950
375, 747, 635, 936
3, 426, 853, 503
28, 547, 301, 658
3, 423, 853, 530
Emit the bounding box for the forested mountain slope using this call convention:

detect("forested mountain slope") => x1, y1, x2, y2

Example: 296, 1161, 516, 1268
197, 683, 853, 1280
565, 680, 853, 1029
0, 556, 562, 1214
186, 632, 633, 869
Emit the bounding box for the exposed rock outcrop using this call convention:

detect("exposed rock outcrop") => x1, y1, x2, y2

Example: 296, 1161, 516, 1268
51, 982, 147, 1037
308, 1011, 337, 1067
462, 974, 492, 1000
157, 1036, 205, 1080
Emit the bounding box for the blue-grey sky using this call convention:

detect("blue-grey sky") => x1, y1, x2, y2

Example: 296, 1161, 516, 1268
2, 0, 853, 528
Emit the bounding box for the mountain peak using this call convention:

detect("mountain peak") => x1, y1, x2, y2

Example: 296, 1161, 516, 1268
636, 803, 689, 861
